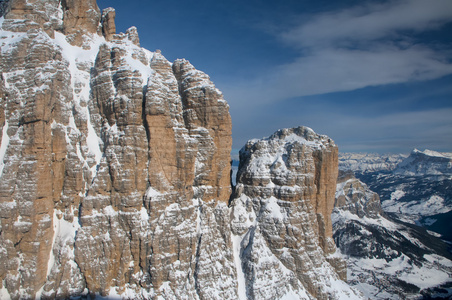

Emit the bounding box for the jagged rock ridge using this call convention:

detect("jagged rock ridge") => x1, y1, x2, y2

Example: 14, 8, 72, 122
0, 0, 234, 298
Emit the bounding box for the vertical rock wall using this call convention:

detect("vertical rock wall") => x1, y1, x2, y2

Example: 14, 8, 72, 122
0, 0, 359, 299
231, 127, 358, 299
0, 0, 236, 298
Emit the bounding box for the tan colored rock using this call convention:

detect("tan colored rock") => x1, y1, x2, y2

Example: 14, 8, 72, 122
61, 0, 101, 46
0, 21, 236, 297
231, 127, 354, 299
2, 0, 62, 37
126, 26, 140, 46
335, 170, 382, 218
101, 7, 116, 41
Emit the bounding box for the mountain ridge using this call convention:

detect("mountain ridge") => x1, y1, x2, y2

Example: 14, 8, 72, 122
0, 1, 357, 299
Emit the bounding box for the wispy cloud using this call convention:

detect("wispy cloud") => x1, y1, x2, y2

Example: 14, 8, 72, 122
222, 0, 452, 152
225, 0, 452, 106
281, 0, 452, 48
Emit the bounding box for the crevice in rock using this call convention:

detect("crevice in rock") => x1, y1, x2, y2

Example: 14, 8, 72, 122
194, 232, 203, 298
194, 204, 204, 298
0, 0, 10, 18
141, 85, 150, 143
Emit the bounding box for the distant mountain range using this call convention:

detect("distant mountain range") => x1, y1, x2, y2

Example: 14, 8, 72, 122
336, 149, 452, 299
339, 152, 407, 173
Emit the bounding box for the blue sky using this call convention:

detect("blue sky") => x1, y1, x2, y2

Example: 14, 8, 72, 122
98, 0, 452, 153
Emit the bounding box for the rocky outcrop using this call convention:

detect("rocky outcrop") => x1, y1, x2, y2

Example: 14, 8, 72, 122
61, 0, 101, 46
0, 1, 236, 298
1, 0, 111, 47
101, 7, 116, 42
231, 127, 361, 299
335, 170, 382, 218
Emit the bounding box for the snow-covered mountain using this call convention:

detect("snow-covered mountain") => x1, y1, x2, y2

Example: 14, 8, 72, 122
348, 150, 452, 242
333, 171, 452, 299
338, 152, 407, 173
393, 149, 452, 176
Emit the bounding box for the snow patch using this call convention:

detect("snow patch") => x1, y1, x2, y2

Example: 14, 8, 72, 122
145, 186, 161, 198
86, 118, 103, 177
0, 280, 11, 300
390, 189, 405, 201
264, 196, 285, 220
0, 120, 10, 178
231, 234, 247, 300
140, 206, 149, 222
383, 194, 450, 216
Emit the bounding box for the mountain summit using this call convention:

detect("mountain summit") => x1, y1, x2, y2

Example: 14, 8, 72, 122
0, 1, 358, 299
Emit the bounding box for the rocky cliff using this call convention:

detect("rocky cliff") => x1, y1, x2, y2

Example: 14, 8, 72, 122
0, 0, 235, 298
338, 152, 407, 174
230, 127, 361, 299
0, 0, 356, 299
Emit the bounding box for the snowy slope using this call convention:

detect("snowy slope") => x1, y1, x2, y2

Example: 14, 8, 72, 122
333, 174, 452, 299
340, 149, 452, 242
231, 127, 364, 300
393, 149, 452, 176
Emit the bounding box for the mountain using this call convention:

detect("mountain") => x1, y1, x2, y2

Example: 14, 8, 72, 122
393, 149, 452, 176
338, 152, 407, 174
231, 127, 362, 299
0, 1, 355, 299
333, 171, 452, 299
347, 150, 452, 241
0, 0, 235, 298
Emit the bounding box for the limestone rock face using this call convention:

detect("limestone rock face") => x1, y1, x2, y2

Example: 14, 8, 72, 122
0, 0, 363, 299
0, 1, 236, 298
231, 127, 361, 299
2, 0, 63, 37
101, 7, 116, 42
61, 0, 101, 46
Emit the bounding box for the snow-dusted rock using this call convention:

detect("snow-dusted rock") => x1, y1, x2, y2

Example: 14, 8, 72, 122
335, 170, 382, 219
0, 1, 235, 298
231, 127, 362, 299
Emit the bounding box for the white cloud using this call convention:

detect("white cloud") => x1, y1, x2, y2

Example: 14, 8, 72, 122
225, 0, 452, 106
282, 0, 452, 48
223, 0, 452, 152
273, 44, 452, 98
